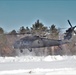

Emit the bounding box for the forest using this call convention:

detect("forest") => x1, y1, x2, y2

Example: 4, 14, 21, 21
0, 20, 76, 56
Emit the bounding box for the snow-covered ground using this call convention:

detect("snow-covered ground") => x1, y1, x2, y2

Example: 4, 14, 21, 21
0, 55, 76, 75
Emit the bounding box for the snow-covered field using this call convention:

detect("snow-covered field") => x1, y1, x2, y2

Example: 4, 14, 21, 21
0, 55, 76, 75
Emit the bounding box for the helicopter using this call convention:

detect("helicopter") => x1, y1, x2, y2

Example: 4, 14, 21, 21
13, 20, 76, 52
13, 35, 69, 52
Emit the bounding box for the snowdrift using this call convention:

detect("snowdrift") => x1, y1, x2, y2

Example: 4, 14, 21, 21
0, 55, 76, 62
0, 55, 76, 75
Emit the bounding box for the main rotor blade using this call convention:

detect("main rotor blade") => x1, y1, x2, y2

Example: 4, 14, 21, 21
67, 20, 72, 28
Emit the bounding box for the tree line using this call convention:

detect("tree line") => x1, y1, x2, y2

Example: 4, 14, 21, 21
0, 20, 76, 56
0, 20, 59, 39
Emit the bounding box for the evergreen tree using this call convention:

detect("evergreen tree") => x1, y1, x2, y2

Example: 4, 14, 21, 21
0, 27, 4, 34
31, 20, 47, 36
9, 30, 17, 35
50, 24, 59, 39
19, 26, 26, 34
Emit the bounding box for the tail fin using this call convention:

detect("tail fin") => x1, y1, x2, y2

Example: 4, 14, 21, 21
64, 32, 72, 40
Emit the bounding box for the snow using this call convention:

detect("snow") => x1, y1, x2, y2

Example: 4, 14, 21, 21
0, 55, 65, 62
0, 55, 76, 75
43, 55, 64, 61
0, 55, 73, 62
0, 68, 76, 75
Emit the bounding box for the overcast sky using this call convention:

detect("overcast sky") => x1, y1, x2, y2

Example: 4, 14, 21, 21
0, 0, 76, 32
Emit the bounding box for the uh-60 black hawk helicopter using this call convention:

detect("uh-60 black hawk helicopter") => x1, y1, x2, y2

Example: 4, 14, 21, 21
13, 20, 76, 52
